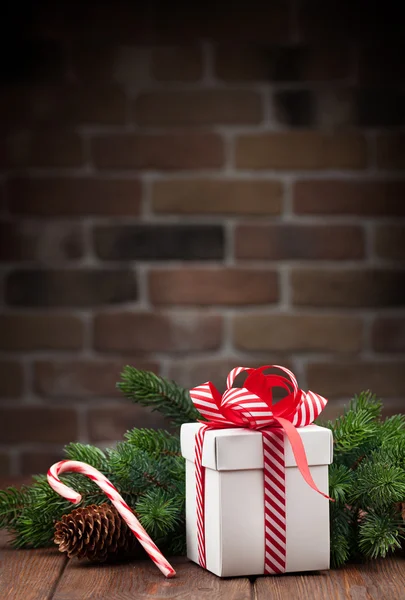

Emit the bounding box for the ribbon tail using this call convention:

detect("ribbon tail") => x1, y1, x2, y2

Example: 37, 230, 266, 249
274, 417, 333, 501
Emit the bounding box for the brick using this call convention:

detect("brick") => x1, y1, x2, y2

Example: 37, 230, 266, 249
271, 88, 357, 131
94, 224, 224, 260
376, 134, 405, 170
0, 221, 83, 262
0, 361, 23, 397
168, 359, 294, 393
356, 88, 405, 127
69, 45, 150, 85
69, 44, 149, 84
235, 224, 364, 260
297, 1, 363, 42
7, 177, 141, 217
168, 359, 257, 391
307, 362, 405, 399
134, 91, 262, 126
0, 314, 84, 351
94, 312, 222, 353
71, 44, 150, 83
372, 317, 405, 353
316, 88, 356, 129
152, 179, 283, 215
34, 359, 159, 399
20, 450, 64, 476
233, 314, 363, 353
2, 39, 67, 84
151, 46, 202, 81
298, 2, 403, 44
358, 44, 405, 84
149, 268, 278, 305
0, 453, 10, 477
6, 269, 137, 307
215, 44, 350, 81
196, 3, 289, 43
292, 268, 405, 308
113, 47, 150, 85
91, 133, 224, 170
0, 85, 126, 127
0, 407, 78, 443
374, 225, 405, 260
87, 404, 169, 442
274, 90, 315, 127
0, 131, 83, 168
192, 3, 289, 43
70, 44, 116, 82
294, 180, 405, 216
0, 183, 6, 215
215, 45, 273, 81
235, 132, 366, 170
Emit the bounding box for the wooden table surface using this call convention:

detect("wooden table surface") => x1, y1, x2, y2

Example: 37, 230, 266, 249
1, 530, 404, 600
1, 479, 404, 599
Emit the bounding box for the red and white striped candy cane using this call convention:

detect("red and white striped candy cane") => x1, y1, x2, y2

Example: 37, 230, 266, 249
47, 460, 176, 578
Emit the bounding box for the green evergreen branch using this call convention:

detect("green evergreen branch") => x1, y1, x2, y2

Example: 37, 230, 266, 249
124, 428, 181, 458
330, 504, 352, 568
328, 464, 353, 505
117, 367, 202, 427
64, 443, 109, 472
328, 391, 381, 456
349, 462, 405, 509
358, 509, 403, 559
0, 486, 33, 529
136, 488, 184, 539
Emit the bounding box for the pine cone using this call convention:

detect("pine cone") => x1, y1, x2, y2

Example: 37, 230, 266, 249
54, 503, 138, 562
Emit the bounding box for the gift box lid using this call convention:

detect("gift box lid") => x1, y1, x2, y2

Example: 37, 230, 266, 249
181, 423, 333, 471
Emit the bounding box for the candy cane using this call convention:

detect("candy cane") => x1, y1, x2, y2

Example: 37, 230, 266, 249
47, 460, 176, 578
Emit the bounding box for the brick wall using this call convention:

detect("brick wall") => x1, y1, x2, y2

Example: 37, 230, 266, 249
1, 1, 405, 475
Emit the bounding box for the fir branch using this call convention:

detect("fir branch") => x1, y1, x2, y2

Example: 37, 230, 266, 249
349, 391, 382, 419
64, 443, 109, 472
358, 509, 403, 559
329, 464, 353, 505
0, 486, 33, 529
374, 437, 405, 471
107, 444, 179, 493
349, 461, 405, 510
163, 526, 187, 556
329, 505, 352, 568
117, 367, 201, 427
136, 488, 184, 540
379, 415, 405, 447
124, 428, 181, 458
328, 393, 381, 458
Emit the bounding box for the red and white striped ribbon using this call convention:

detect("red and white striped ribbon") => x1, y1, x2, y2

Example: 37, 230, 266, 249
47, 460, 176, 578
262, 429, 286, 574
194, 426, 287, 574
190, 365, 329, 575
195, 426, 207, 569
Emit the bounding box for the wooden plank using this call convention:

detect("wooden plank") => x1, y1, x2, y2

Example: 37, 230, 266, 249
255, 557, 405, 600
0, 531, 67, 600
53, 556, 253, 600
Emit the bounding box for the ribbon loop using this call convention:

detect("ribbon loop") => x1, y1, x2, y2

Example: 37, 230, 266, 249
226, 366, 254, 389
190, 365, 327, 431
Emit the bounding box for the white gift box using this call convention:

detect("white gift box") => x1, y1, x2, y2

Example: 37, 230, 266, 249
181, 422, 333, 577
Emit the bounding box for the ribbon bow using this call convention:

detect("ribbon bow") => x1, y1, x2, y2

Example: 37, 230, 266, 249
190, 365, 330, 499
